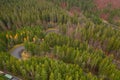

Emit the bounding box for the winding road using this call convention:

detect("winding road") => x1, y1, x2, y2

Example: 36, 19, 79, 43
10, 44, 25, 59
9, 44, 120, 70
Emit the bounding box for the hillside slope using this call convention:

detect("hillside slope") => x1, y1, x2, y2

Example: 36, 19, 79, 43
0, 0, 120, 80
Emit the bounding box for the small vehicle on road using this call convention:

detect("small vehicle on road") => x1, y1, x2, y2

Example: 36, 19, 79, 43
0, 71, 21, 80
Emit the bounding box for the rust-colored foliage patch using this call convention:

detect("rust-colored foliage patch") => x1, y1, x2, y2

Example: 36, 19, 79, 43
94, 0, 120, 9
100, 13, 109, 20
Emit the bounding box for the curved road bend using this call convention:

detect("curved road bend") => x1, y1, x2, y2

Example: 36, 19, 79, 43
10, 45, 25, 59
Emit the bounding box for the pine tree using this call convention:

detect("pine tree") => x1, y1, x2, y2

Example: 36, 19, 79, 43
41, 67, 47, 80
49, 72, 55, 80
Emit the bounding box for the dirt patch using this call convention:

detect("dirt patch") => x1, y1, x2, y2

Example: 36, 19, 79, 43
94, 0, 120, 9
100, 13, 110, 20
69, 7, 81, 16
113, 16, 120, 22
61, 2, 67, 9
94, 0, 120, 22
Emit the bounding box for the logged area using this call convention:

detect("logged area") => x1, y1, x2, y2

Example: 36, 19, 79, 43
94, 0, 120, 24
0, 0, 120, 80
95, 0, 120, 9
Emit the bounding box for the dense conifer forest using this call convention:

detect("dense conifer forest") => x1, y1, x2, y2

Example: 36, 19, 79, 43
0, 0, 120, 80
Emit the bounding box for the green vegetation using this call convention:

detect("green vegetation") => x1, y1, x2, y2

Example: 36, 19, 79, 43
0, 52, 99, 80
73, 22, 120, 60
0, 75, 6, 80
6, 26, 45, 49
0, 26, 119, 79
0, 0, 120, 80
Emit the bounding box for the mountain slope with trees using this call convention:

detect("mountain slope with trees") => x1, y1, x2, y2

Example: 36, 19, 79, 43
0, 0, 120, 80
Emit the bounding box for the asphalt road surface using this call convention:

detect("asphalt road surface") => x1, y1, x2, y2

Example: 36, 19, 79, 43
10, 45, 25, 59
